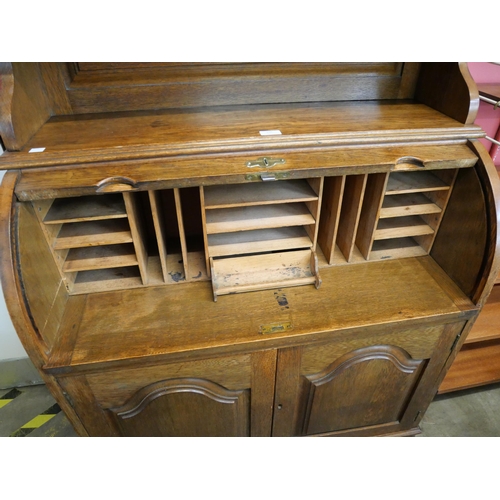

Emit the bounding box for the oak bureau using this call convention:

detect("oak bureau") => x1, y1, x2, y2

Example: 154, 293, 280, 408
1, 62, 499, 436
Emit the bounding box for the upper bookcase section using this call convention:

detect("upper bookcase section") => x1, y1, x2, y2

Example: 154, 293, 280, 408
0, 62, 482, 169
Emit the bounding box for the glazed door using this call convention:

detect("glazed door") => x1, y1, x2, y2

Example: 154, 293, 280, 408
272, 321, 465, 436
83, 350, 277, 437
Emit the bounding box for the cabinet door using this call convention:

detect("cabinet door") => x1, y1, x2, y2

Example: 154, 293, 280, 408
272, 321, 465, 436
83, 350, 277, 437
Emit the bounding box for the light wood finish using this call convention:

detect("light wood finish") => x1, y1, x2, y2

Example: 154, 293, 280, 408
336, 175, 367, 262
205, 204, 315, 234
386, 171, 450, 194
123, 192, 149, 284
317, 176, 345, 264
62, 244, 138, 272
173, 188, 189, 282
17, 201, 68, 348
148, 190, 169, 281
379, 192, 442, 218
207, 227, 312, 257
43, 194, 127, 223
204, 180, 318, 208
0, 172, 89, 436
356, 173, 388, 259
304, 177, 324, 249
375, 215, 434, 240
53, 219, 133, 249
13, 143, 479, 201
211, 250, 319, 298
0, 63, 52, 151
0, 101, 483, 170
202, 178, 322, 298
72, 267, 143, 295
42, 257, 475, 372
1, 63, 499, 437
370, 238, 428, 261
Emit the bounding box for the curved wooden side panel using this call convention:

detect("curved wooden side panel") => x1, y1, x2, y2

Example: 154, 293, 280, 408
415, 62, 479, 125
430, 165, 487, 298
110, 378, 250, 437
0, 171, 47, 363
302, 345, 425, 435
430, 141, 500, 305
0, 63, 52, 151
468, 140, 500, 306
0, 171, 88, 435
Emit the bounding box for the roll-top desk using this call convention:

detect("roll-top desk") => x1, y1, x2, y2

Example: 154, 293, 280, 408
1, 62, 499, 436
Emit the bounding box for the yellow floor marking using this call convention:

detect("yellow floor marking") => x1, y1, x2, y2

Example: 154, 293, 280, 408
22, 414, 56, 428
0, 400, 12, 409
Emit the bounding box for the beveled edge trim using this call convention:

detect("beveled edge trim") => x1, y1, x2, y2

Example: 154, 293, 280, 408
111, 377, 246, 419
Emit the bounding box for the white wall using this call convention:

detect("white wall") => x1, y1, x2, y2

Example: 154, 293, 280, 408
0, 145, 29, 361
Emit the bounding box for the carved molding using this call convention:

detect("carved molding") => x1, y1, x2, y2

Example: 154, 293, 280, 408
307, 344, 422, 387
112, 377, 246, 420
302, 345, 424, 435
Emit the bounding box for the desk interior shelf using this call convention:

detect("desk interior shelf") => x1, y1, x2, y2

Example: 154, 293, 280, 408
33, 189, 207, 294
364, 169, 457, 261
202, 178, 323, 299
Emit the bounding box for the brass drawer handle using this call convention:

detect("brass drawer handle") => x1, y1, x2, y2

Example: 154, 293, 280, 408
96, 176, 137, 193
246, 157, 285, 168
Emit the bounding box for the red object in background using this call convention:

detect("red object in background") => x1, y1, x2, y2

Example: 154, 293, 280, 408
467, 63, 500, 167
491, 127, 500, 164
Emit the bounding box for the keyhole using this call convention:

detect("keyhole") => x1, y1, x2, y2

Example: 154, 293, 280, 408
277, 404, 283, 410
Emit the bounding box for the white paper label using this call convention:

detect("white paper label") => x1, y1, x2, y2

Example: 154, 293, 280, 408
259, 130, 282, 136
29, 148, 46, 153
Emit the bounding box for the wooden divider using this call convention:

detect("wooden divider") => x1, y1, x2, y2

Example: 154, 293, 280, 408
148, 190, 169, 282
123, 192, 149, 285
356, 173, 389, 260
336, 175, 368, 262
317, 176, 345, 264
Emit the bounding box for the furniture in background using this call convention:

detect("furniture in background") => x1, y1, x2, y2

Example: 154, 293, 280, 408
440, 62, 500, 393
0, 62, 499, 436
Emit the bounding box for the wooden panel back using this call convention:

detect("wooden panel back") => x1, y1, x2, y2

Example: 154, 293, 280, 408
64, 62, 414, 114
430, 166, 487, 300
0, 63, 52, 151
415, 62, 479, 124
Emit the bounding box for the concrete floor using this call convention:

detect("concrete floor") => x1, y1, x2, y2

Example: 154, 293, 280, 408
2, 383, 500, 436
419, 382, 500, 437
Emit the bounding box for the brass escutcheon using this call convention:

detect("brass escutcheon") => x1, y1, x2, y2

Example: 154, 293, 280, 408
246, 157, 286, 168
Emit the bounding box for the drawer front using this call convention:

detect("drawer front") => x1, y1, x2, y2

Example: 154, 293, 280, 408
15, 144, 477, 201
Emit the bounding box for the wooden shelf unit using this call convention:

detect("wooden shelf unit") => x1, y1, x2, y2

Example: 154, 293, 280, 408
365, 169, 457, 261
201, 178, 323, 299
1, 62, 499, 437
33, 189, 208, 294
